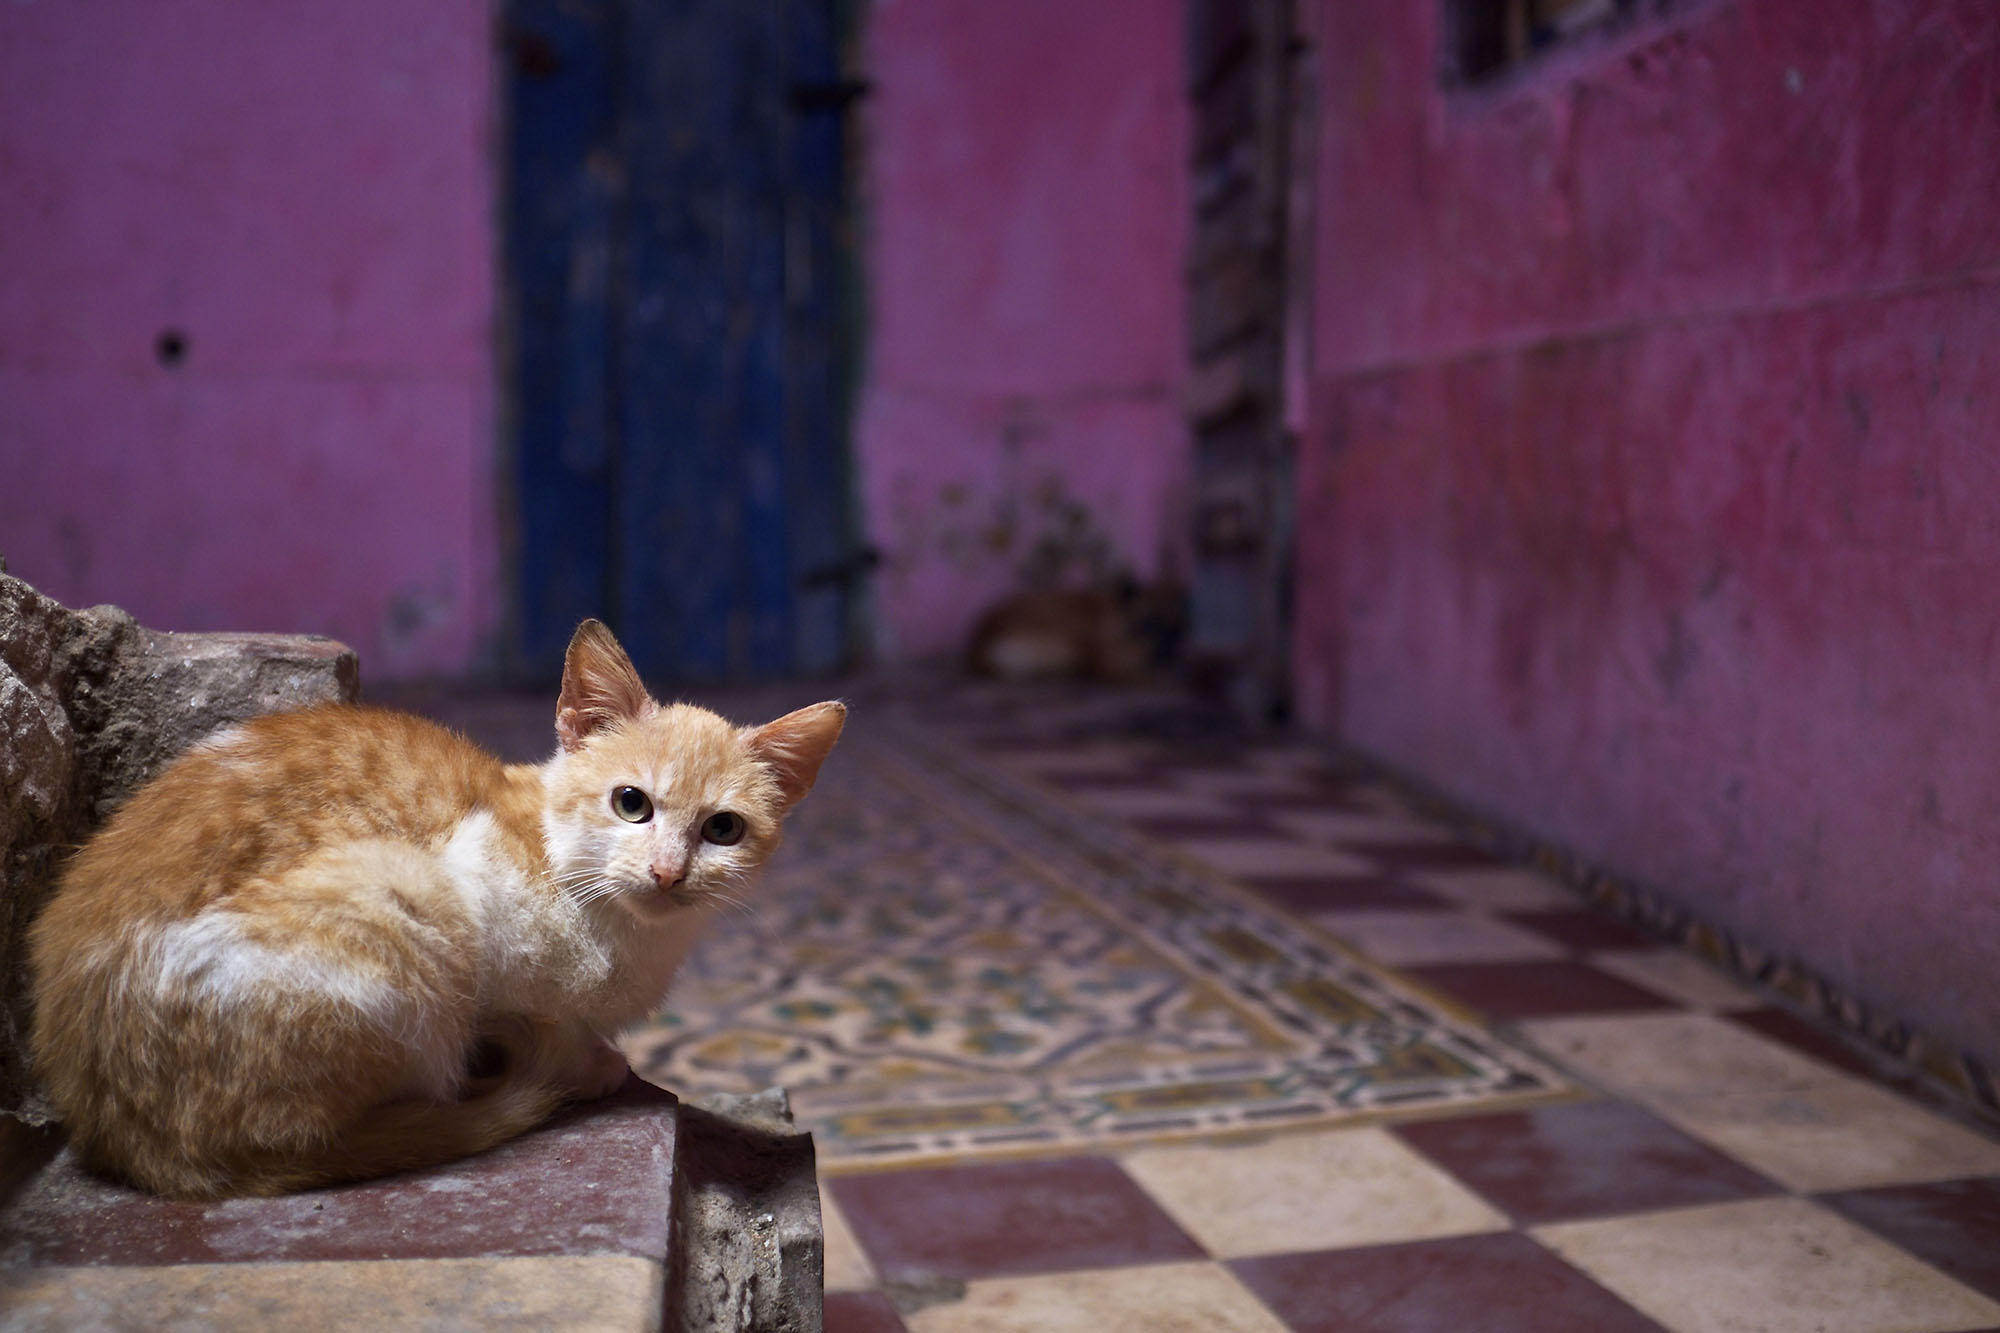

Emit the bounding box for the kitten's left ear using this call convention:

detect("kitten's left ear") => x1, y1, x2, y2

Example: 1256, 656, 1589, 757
745, 701, 846, 806
556, 619, 653, 752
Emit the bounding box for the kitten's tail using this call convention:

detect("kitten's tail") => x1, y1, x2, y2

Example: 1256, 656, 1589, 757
239, 1016, 575, 1195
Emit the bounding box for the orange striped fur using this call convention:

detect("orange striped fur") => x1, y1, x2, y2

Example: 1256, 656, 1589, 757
28, 620, 843, 1198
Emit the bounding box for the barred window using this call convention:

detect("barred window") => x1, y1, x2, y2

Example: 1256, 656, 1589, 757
1449, 0, 1639, 83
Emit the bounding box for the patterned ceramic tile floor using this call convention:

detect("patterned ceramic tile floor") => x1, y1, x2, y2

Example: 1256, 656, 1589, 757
387, 675, 2000, 1332
807, 678, 2000, 1333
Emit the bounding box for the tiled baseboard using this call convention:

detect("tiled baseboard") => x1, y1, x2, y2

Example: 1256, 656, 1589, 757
1349, 750, 2000, 1128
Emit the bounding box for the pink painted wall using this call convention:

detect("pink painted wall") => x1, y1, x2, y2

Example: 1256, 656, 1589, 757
0, 1, 500, 679
856, 0, 1191, 660
1294, 0, 2000, 1061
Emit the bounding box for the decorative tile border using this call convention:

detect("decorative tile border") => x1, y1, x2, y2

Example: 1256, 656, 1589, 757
885, 680, 1997, 1127
627, 723, 1575, 1169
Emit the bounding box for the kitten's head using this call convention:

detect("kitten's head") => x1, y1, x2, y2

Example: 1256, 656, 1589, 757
541, 620, 845, 923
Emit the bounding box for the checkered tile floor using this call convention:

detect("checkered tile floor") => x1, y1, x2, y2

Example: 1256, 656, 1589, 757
816, 681, 2000, 1333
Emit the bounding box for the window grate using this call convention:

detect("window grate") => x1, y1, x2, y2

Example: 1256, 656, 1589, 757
1448, 0, 1640, 84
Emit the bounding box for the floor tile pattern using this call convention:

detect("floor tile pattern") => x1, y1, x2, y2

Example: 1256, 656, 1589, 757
827, 1155, 1205, 1282
1817, 1177, 2000, 1301
622, 717, 1569, 1166
1119, 1126, 1509, 1257
801, 680, 2000, 1333
1534, 1198, 2000, 1333
386, 677, 2000, 1333
1391, 1100, 1781, 1225
903, 1261, 1289, 1333
1231, 1231, 1670, 1333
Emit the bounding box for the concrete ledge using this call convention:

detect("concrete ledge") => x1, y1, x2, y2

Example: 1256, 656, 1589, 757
0, 1079, 823, 1332
3, 1255, 666, 1331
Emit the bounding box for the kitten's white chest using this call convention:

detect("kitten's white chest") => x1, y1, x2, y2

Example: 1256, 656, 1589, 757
440, 810, 611, 1010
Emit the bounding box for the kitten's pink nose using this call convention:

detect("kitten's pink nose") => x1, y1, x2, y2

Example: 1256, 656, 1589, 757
650, 858, 686, 890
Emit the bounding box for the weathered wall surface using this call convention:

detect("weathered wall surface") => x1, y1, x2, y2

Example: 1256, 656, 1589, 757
0, 1, 499, 679
856, 0, 1192, 660
1294, 0, 2000, 1062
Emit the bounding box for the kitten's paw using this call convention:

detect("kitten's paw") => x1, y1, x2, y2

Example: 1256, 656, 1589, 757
563, 1039, 631, 1101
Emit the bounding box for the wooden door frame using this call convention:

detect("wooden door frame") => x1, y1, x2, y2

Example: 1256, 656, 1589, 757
1185, 0, 1299, 722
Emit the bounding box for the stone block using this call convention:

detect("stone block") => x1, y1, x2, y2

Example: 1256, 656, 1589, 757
0, 1078, 825, 1333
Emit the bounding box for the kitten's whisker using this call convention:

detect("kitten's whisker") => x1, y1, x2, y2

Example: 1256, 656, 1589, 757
704, 890, 757, 919
560, 876, 632, 909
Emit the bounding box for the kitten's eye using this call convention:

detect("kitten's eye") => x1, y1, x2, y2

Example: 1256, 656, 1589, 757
701, 811, 746, 846
611, 787, 653, 823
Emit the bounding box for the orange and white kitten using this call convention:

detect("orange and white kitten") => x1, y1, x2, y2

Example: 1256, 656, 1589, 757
28, 620, 843, 1199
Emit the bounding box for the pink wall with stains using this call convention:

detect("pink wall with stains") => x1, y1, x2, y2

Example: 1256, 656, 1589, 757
1293, 0, 2000, 1061
0, 0, 500, 679
0, 0, 1192, 677
855, 0, 1192, 660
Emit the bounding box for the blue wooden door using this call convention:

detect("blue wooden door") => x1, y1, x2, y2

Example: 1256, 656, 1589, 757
504, 0, 858, 682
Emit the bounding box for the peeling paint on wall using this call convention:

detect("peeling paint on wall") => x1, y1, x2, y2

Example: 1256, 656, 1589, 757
886, 405, 1130, 595
855, 0, 1192, 660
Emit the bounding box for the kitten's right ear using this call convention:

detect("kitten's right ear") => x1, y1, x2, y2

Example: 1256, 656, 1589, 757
745, 701, 847, 807
556, 620, 652, 752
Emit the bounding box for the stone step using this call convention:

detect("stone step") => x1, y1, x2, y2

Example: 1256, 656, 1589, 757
0, 1079, 823, 1332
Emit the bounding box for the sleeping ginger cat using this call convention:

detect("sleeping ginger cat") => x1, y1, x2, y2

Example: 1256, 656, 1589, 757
28, 619, 843, 1198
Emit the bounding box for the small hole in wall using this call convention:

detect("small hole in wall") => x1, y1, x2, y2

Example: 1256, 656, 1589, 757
155, 329, 188, 368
